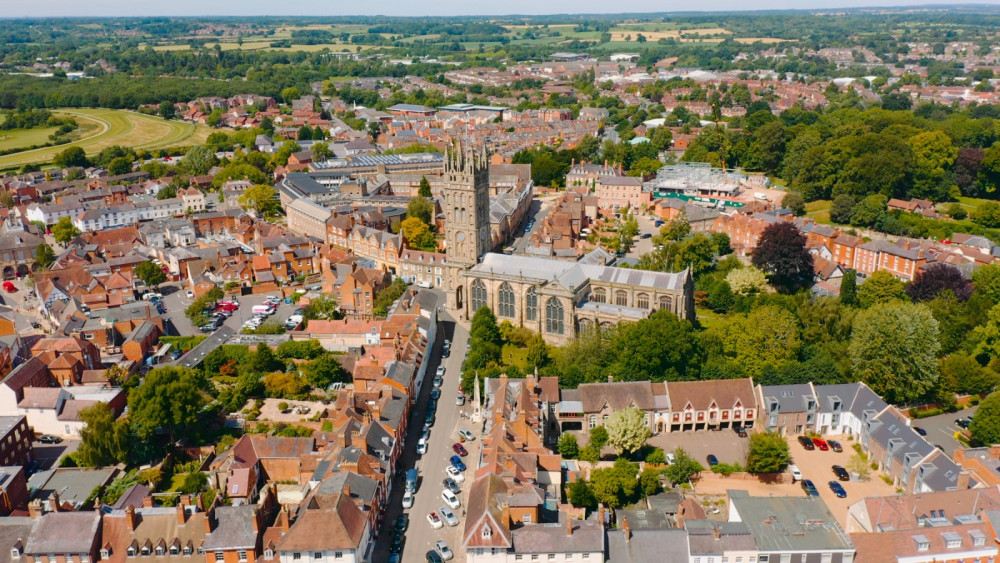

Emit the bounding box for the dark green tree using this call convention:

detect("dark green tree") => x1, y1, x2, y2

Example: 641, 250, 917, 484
76, 403, 131, 466
418, 176, 433, 198
568, 480, 597, 512
970, 391, 1000, 446
745, 432, 791, 473
34, 243, 55, 269
663, 448, 704, 485
128, 366, 207, 442
840, 269, 858, 307
135, 261, 167, 289
558, 433, 579, 459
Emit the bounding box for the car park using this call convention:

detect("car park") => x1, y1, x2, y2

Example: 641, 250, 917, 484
443, 477, 461, 495
440, 506, 459, 527
832, 465, 849, 481
452, 443, 468, 457
402, 491, 414, 508
441, 489, 461, 509
435, 541, 454, 561
427, 511, 443, 529
829, 481, 847, 498
812, 437, 829, 451
446, 465, 465, 483
449, 455, 466, 472
798, 436, 815, 450
707, 454, 719, 467
801, 479, 819, 496
458, 428, 475, 442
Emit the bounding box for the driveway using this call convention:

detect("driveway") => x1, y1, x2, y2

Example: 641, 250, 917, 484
910, 406, 978, 456
647, 429, 748, 467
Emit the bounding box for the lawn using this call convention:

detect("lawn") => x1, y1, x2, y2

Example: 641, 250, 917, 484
804, 199, 833, 224
0, 108, 214, 170
501, 343, 529, 371
0, 125, 62, 152
695, 307, 726, 330
955, 195, 994, 210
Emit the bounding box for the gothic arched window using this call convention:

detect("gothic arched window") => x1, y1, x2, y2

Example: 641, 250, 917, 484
526, 287, 538, 321
471, 279, 488, 312
498, 283, 515, 318
546, 298, 565, 335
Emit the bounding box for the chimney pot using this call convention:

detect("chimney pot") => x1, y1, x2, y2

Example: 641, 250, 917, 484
126, 505, 138, 531
177, 503, 187, 525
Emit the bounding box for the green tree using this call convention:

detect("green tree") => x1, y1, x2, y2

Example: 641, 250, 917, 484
273, 140, 302, 167
589, 425, 609, 450
418, 176, 433, 198
400, 217, 437, 252
296, 125, 313, 141
182, 145, 218, 176
663, 448, 704, 485
782, 191, 806, 216
850, 302, 941, 404
281, 87, 301, 102
568, 480, 597, 511
745, 432, 791, 473
609, 310, 701, 382
970, 391, 1000, 445
829, 194, 857, 224
158, 101, 176, 120
709, 306, 801, 377
972, 201, 1000, 228
34, 243, 55, 269
76, 403, 131, 466
311, 142, 332, 161
302, 294, 339, 322
751, 222, 813, 293
249, 343, 281, 374
941, 353, 998, 397
238, 185, 280, 217
604, 406, 653, 456
725, 266, 768, 296
973, 303, 1000, 362
909, 130, 958, 200
840, 269, 858, 307
857, 270, 908, 308
107, 156, 133, 176
128, 366, 207, 442
525, 333, 549, 371
661, 215, 690, 241
406, 195, 434, 226
850, 194, 888, 227
589, 458, 640, 508
52, 216, 81, 244
974, 264, 1000, 304
302, 354, 347, 388
558, 433, 579, 459
134, 261, 167, 289
53, 146, 89, 168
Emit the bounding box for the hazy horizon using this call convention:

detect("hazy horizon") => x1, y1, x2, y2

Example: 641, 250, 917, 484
3, 0, 999, 18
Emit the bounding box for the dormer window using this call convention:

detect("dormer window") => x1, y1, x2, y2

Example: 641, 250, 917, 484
10, 548, 19, 560
482, 524, 492, 539
100, 549, 110, 560
127, 547, 136, 558
264, 550, 274, 560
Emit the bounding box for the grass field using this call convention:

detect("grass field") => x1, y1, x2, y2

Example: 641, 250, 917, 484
804, 199, 833, 224
0, 108, 214, 170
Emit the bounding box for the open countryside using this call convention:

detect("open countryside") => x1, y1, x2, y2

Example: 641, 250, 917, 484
0, 108, 214, 170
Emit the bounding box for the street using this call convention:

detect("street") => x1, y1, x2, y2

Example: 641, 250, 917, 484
373, 289, 474, 563
510, 195, 556, 254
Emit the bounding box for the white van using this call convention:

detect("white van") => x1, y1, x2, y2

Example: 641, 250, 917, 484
251, 304, 272, 315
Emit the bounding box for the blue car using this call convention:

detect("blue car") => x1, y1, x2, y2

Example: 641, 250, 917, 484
449, 455, 466, 472
828, 481, 847, 498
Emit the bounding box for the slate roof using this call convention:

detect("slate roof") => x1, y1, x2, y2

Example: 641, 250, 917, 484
469, 252, 688, 293
510, 515, 604, 554
607, 528, 690, 563
203, 505, 259, 550
24, 512, 101, 555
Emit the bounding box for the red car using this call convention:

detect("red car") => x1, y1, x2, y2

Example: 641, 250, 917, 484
812, 437, 829, 451
452, 443, 468, 457
2, 281, 15, 293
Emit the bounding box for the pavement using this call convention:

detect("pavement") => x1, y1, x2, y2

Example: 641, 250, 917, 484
909, 405, 979, 456
372, 288, 476, 563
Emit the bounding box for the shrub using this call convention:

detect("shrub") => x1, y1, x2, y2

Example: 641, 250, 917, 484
278, 402, 289, 411
645, 447, 667, 465
711, 462, 743, 476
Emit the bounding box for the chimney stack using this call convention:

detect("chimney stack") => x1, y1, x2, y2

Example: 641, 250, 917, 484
713, 525, 721, 540
598, 505, 605, 529
566, 516, 573, 536
501, 502, 510, 527
142, 495, 154, 508
126, 505, 138, 531
608, 374, 614, 384
27, 499, 42, 519
48, 492, 61, 513
344, 485, 351, 498
177, 503, 188, 526
623, 518, 631, 543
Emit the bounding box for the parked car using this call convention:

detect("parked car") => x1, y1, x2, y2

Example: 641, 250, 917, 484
37, 434, 62, 444
458, 429, 475, 442
433, 375, 443, 388
798, 436, 815, 450
443, 477, 461, 495
416, 440, 428, 455
707, 454, 719, 467
436, 366, 445, 377
390, 533, 404, 555
402, 491, 414, 508
394, 515, 408, 534
812, 437, 829, 451
426, 511, 443, 529
456, 393, 465, 405
441, 489, 461, 509
913, 426, 927, 436
801, 479, 819, 496
446, 465, 465, 483
640, 233, 652, 239
828, 481, 847, 498
186, 290, 194, 298
430, 388, 441, 400
828, 440, 843, 453
435, 541, 454, 561
832, 465, 850, 481
788, 464, 803, 482
425, 411, 435, 426
733, 424, 747, 438
440, 506, 459, 527
452, 443, 468, 457
449, 455, 466, 472
956, 417, 972, 429
426, 551, 443, 563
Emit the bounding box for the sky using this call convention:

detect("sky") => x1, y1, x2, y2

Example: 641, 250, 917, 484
1, 0, 998, 18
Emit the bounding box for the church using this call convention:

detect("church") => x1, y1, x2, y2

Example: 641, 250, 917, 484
441, 143, 695, 345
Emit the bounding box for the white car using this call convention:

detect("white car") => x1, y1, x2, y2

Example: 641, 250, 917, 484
789, 464, 803, 482
666, 452, 676, 465
186, 290, 194, 298
402, 491, 414, 508
441, 489, 460, 509
417, 438, 428, 455
436, 366, 445, 377
427, 511, 443, 529
446, 465, 465, 484
439, 506, 459, 527
435, 541, 454, 561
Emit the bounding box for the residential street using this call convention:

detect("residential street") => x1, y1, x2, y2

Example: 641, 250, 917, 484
511, 195, 556, 254
373, 289, 475, 562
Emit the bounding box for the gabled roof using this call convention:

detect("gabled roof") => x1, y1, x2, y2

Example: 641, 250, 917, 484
277, 493, 366, 551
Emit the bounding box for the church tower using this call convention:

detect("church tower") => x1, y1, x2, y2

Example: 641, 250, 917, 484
443, 141, 491, 311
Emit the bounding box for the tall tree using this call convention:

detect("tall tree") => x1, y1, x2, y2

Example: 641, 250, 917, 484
134, 261, 167, 289
76, 403, 131, 466
850, 302, 941, 404
709, 305, 801, 377
182, 145, 218, 176
128, 366, 207, 442
609, 310, 701, 382
239, 185, 280, 217
906, 262, 973, 302
840, 269, 858, 306
745, 432, 791, 473
52, 216, 80, 244
751, 222, 813, 293
418, 176, 433, 198
970, 391, 1000, 446
406, 196, 434, 226
604, 406, 653, 456
34, 243, 55, 269
857, 270, 908, 308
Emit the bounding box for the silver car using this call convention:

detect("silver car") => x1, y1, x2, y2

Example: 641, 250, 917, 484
439, 506, 459, 527
458, 429, 475, 442
435, 541, 454, 561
